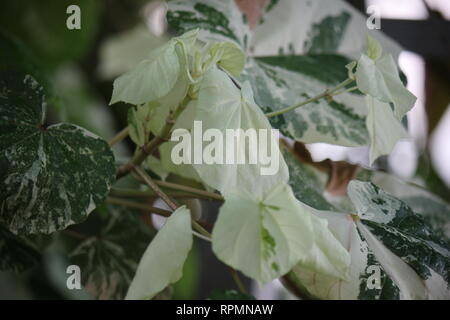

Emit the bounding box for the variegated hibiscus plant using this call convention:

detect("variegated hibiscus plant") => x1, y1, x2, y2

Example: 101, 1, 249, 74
1, 0, 449, 300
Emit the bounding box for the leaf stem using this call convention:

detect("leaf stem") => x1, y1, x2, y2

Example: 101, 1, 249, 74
134, 166, 178, 210
106, 196, 212, 242
106, 197, 172, 217
229, 267, 248, 295
265, 78, 354, 118
115, 95, 191, 179
110, 187, 220, 200
132, 166, 213, 242
132, 173, 224, 201
109, 127, 129, 146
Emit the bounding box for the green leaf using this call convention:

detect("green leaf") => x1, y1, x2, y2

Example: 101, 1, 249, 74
127, 103, 154, 147
66, 204, 153, 299
167, 0, 250, 47
358, 170, 450, 239
126, 206, 193, 300
366, 35, 382, 61
348, 181, 450, 299
289, 180, 450, 299
167, 0, 406, 148
110, 30, 197, 106
193, 68, 289, 196
208, 289, 255, 300
146, 156, 169, 181
365, 95, 408, 164
0, 72, 115, 234
212, 183, 349, 284
0, 225, 40, 272
250, 0, 402, 59
242, 58, 369, 146
280, 143, 335, 211
356, 54, 416, 120
290, 210, 402, 300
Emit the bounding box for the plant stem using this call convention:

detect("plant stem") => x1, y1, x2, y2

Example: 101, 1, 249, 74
132, 166, 213, 242
109, 127, 129, 146
132, 173, 224, 201
329, 85, 359, 97
115, 95, 191, 179
107, 196, 212, 242
106, 197, 172, 217
154, 180, 224, 201
265, 78, 354, 118
110, 187, 219, 200
229, 267, 248, 295
134, 166, 178, 210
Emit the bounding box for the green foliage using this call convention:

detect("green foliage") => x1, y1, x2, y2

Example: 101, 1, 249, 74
1, 0, 449, 301
0, 72, 115, 234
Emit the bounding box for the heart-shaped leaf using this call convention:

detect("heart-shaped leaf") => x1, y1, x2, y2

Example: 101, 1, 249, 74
0, 72, 115, 234
212, 183, 349, 284
126, 206, 193, 300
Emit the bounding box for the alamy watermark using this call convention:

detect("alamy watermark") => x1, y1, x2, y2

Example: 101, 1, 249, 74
366, 5, 381, 30
170, 121, 281, 176
66, 5, 81, 30
66, 265, 81, 290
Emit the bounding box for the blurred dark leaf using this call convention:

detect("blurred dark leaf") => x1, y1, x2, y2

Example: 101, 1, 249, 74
0, 0, 100, 68
207, 289, 255, 300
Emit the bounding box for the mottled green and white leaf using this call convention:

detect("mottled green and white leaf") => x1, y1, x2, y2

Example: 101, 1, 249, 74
67, 204, 153, 299
250, 0, 402, 59
167, 0, 250, 47
242, 58, 369, 146
0, 72, 115, 234
348, 181, 450, 299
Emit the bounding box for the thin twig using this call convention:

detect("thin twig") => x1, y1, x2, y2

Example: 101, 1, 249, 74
106, 197, 172, 217
107, 197, 212, 242
133, 166, 179, 210
115, 95, 191, 179
229, 267, 248, 295
109, 127, 129, 146
132, 173, 224, 201
265, 78, 354, 118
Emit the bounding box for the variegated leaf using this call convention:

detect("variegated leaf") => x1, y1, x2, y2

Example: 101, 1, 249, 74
0, 72, 116, 234
357, 170, 450, 239
292, 181, 450, 299
67, 205, 154, 300
167, 0, 403, 147
348, 181, 450, 299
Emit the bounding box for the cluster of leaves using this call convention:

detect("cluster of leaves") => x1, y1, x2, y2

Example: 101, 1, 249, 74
108, 0, 448, 300
1, 0, 449, 301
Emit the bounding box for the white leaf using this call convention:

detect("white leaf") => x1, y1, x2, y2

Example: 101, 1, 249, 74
356, 54, 416, 120
194, 67, 289, 196
212, 183, 349, 284
110, 30, 198, 106
125, 206, 193, 300
365, 95, 408, 164
207, 41, 245, 77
